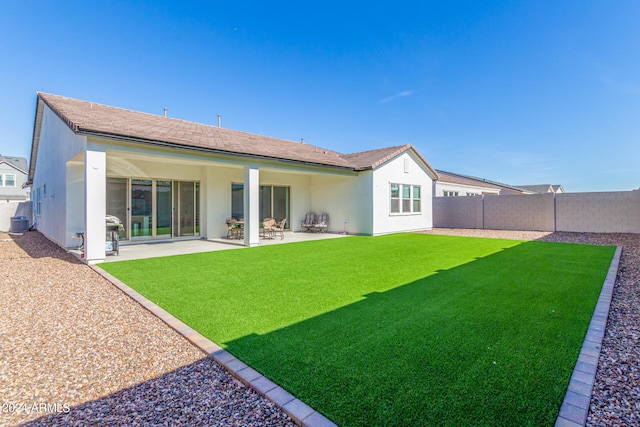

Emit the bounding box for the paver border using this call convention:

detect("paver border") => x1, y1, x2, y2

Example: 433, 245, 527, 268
555, 246, 622, 427
91, 265, 337, 427
90, 245, 620, 427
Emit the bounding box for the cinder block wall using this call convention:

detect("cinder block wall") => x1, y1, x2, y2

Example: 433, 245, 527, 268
483, 193, 555, 232
556, 190, 640, 233
432, 190, 640, 233
433, 196, 482, 228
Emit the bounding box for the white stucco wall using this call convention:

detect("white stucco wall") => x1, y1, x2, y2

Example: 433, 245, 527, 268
32, 105, 87, 247
309, 172, 370, 234
371, 152, 434, 235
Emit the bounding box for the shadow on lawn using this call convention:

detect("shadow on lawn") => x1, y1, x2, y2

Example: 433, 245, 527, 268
223, 241, 614, 427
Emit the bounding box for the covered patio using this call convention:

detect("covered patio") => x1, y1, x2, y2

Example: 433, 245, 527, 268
99, 230, 349, 262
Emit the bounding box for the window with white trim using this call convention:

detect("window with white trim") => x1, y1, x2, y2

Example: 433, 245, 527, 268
443, 191, 459, 197
1, 174, 16, 187
390, 183, 421, 214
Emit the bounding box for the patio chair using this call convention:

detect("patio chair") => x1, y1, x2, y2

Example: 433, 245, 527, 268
272, 218, 287, 240
226, 217, 240, 239
262, 218, 276, 239
301, 212, 315, 232
313, 213, 328, 233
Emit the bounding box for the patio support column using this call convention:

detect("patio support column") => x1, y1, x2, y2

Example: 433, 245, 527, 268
84, 148, 106, 263
243, 165, 260, 247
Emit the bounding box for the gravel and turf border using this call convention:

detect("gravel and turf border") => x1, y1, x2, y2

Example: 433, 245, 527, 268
91, 266, 337, 427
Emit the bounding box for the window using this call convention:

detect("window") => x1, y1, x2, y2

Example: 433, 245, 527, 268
34, 187, 41, 216
390, 183, 421, 214
443, 191, 459, 197
1, 174, 16, 187
231, 184, 290, 227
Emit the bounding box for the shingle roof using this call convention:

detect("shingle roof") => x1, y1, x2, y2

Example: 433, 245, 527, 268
0, 156, 28, 173
37, 93, 355, 170
342, 145, 438, 178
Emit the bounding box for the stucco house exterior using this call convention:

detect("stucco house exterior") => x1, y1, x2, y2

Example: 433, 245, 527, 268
0, 156, 29, 201
28, 93, 438, 263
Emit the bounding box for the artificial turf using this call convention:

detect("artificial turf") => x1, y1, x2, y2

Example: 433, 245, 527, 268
101, 233, 615, 426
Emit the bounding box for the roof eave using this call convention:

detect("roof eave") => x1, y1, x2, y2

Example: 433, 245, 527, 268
28, 96, 46, 182
78, 129, 358, 172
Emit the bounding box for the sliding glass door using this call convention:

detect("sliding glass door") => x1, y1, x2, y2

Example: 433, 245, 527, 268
106, 178, 129, 241
174, 181, 200, 236
106, 178, 199, 240
131, 179, 153, 238
156, 180, 172, 237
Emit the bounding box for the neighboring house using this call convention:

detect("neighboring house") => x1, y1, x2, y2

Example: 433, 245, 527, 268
0, 156, 29, 201
28, 93, 438, 263
434, 170, 531, 197
515, 184, 565, 194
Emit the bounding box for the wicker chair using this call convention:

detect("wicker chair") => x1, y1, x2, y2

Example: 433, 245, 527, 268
272, 218, 287, 240
226, 217, 237, 239
262, 218, 276, 239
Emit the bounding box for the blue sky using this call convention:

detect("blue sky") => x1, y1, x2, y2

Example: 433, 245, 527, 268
1, 1, 639, 191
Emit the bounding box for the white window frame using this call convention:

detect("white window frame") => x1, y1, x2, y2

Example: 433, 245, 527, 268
0, 174, 16, 187
390, 183, 421, 215
443, 191, 459, 197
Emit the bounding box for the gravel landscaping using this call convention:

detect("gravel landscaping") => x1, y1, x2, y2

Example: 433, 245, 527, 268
0, 231, 294, 427
1, 229, 637, 426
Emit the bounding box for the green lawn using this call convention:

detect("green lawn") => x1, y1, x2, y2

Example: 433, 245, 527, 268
101, 234, 614, 426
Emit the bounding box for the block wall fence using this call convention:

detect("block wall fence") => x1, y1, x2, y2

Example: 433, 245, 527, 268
433, 190, 640, 233
0, 200, 33, 232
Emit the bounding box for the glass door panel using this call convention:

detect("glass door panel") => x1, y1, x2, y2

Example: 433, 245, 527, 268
259, 185, 272, 220
179, 181, 195, 236
273, 186, 290, 228
131, 179, 152, 238
106, 178, 128, 241
195, 182, 200, 234
156, 180, 172, 237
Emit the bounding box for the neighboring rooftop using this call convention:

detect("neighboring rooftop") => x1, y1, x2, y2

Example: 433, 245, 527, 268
436, 169, 530, 194
0, 156, 28, 173
515, 184, 565, 194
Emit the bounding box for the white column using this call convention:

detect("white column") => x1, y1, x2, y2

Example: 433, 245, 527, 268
243, 165, 260, 247
84, 149, 106, 263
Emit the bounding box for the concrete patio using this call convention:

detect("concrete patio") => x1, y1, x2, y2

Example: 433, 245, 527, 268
98, 231, 349, 262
